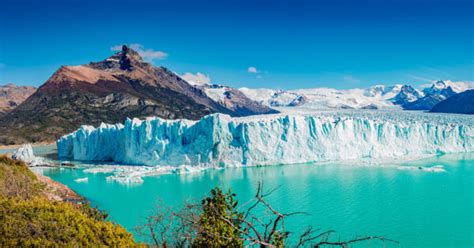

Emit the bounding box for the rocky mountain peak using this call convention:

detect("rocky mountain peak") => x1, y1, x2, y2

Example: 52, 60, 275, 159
88, 45, 147, 71
433, 80, 447, 89
423, 80, 454, 97
104, 45, 141, 70
117, 45, 143, 70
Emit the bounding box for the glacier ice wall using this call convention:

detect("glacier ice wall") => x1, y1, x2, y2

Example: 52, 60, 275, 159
57, 111, 474, 167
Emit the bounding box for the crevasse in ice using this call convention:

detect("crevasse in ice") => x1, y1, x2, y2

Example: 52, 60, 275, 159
57, 111, 474, 167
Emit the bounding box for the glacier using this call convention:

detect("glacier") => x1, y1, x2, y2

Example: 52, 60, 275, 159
57, 111, 474, 167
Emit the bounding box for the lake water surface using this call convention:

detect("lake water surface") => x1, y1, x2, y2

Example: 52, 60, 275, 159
2, 146, 473, 247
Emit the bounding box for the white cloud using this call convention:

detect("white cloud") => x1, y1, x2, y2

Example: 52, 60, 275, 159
180, 72, 211, 86
247, 66, 258, 73
342, 75, 361, 83
111, 43, 168, 62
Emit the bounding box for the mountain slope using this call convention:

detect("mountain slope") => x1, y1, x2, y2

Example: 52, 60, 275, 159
430, 90, 474, 114
202, 84, 278, 116
402, 81, 456, 110
0, 84, 36, 117
0, 45, 272, 144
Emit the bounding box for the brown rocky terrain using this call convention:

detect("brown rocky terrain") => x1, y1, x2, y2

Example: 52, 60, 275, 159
0, 84, 36, 117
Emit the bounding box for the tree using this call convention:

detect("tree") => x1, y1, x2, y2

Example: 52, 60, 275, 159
192, 187, 244, 247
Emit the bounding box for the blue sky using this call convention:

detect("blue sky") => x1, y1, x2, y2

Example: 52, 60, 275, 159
0, 0, 473, 89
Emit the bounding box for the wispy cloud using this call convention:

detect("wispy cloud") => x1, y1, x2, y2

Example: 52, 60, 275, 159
247, 66, 258, 73
111, 43, 168, 62
409, 75, 436, 83
342, 75, 361, 83
247, 66, 268, 79
180, 72, 211, 86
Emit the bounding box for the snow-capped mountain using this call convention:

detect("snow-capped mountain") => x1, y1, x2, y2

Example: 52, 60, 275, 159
239, 80, 473, 111
240, 86, 402, 110
197, 84, 278, 116
389, 85, 423, 106
403, 81, 457, 110
238, 88, 306, 107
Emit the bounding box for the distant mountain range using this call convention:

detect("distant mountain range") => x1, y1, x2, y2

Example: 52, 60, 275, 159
0, 46, 472, 144
239, 80, 473, 111
0, 46, 275, 144
0, 84, 36, 117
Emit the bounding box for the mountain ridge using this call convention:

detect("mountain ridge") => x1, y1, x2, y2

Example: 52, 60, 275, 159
0, 84, 36, 117
430, 90, 474, 115
0, 45, 275, 145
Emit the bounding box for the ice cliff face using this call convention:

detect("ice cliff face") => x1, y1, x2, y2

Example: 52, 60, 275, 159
57, 111, 474, 167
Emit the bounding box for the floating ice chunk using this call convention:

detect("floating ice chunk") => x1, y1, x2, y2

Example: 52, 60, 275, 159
83, 167, 117, 174
12, 144, 54, 167
396, 165, 446, 173
74, 177, 89, 183
423, 165, 446, 173
106, 175, 144, 185
12, 144, 35, 163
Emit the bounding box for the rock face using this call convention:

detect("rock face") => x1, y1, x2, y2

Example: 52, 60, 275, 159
430, 90, 474, 115
0, 45, 273, 144
0, 84, 36, 117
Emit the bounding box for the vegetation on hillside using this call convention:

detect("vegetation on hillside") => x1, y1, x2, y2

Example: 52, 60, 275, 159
0, 156, 140, 247
0, 156, 44, 198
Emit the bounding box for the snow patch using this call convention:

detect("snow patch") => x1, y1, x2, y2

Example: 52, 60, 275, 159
74, 177, 89, 183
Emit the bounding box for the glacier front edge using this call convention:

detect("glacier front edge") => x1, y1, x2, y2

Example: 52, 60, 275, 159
57, 111, 474, 167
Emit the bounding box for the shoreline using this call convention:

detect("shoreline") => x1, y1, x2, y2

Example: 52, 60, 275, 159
0, 141, 55, 150
36, 173, 84, 203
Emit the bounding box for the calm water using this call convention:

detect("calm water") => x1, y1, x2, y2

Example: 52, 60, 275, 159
2, 146, 473, 247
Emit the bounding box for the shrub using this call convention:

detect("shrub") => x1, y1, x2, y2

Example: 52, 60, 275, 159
0, 156, 141, 247
0, 197, 140, 247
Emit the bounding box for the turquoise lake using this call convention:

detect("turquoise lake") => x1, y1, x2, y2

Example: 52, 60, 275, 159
2, 146, 473, 247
